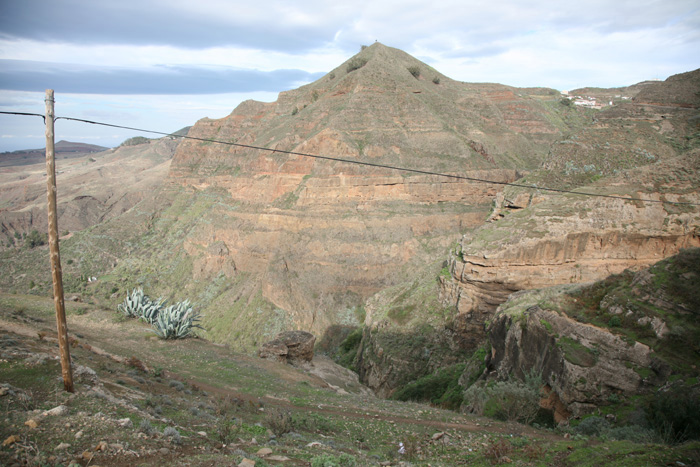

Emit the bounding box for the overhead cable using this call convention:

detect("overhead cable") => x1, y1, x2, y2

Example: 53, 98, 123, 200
1, 110, 698, 207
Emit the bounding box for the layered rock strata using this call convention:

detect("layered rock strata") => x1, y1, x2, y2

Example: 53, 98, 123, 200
441, 161, 700, 346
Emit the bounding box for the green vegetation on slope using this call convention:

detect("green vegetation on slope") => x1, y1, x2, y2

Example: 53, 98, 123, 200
3, 295, 699, 466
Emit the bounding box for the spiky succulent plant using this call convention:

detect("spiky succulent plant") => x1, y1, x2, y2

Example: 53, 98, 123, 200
117, 288, 148, 318
140, 297, 166, 324
151, 299, 202, 340
116, 288, 166, 323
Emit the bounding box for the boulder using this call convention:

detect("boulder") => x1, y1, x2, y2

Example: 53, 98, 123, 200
258, 339, 288, 363
259, 331, 315, 364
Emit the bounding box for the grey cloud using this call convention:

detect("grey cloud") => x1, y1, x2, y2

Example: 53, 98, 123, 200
0, 60, 324, 94
0, 0, 337, 52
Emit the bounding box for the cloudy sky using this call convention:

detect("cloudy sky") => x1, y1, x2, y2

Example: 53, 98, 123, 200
0, 0, 698, 152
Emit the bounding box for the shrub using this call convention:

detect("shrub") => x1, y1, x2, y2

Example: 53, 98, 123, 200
606, 425, 656, 443
138, 419, 155, 435
168, 380, 185, 391
265, 408, 294, 437
407, 66, 420, 78
24, 229, 47, 248
392, 363, 466, 410
432, 76, 440, 85
487, 380, 542, 424
310, 453, 356, 467
667, 248, 700, 310
291, 412, 334, 433
216, 416, 240, 444
346, 57, 368, 73
574, 416, 609, 436
483, 439, 512, 465
572, 416, 657, 442
464, 371, 543, 425
337, 327, 362, 369
648, 385, 700, 443
163, 426, 181, 444
523, 443, 545, 461
340, 328, 362, 353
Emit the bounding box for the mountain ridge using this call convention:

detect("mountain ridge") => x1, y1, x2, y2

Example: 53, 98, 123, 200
0, 140, 109, 168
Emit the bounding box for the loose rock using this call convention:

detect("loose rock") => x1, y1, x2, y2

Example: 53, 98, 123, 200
117, 418, 133, 428
44, 405, 69, 417
25, 419, 40, 429
3, 435, 19, 446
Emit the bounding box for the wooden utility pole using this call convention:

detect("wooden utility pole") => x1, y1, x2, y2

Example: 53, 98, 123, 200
45, 89, 74, 392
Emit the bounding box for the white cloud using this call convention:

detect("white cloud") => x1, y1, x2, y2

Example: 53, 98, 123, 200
0, 39, 349, 73
0, 91, 280, 151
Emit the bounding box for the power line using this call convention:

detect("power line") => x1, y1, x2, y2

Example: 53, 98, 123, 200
0, 110, 45, 121
2, 110, 699, 207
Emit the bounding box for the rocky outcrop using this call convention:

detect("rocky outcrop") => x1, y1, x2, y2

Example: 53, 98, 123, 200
437, 68, 700, 351
486, 300, 654, 420
440, 151, 700, 346
481, 243, 700, 423
259, 331, 316, 364
355, 322, 468, 397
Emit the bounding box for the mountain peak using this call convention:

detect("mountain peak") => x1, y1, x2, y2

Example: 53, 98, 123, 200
327, 42, 446, 88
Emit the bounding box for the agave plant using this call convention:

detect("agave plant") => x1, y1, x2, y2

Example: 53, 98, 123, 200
139, 297, 166, 324
117, 288, 148, 318
151, 299, 203, 340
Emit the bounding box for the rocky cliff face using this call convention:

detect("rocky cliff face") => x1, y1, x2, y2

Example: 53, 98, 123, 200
487, 295, 653, 421
159, 43, 582, 344
482, 247, 700, 422
443, 192, 699, 308
439, 71, 700, 345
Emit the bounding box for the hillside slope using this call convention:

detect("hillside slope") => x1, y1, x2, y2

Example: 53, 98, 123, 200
0, 136, 179, 246
4, 294, 699, 466
0, 140, 108, 168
